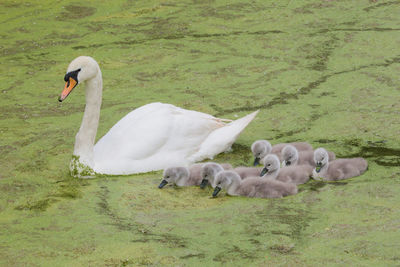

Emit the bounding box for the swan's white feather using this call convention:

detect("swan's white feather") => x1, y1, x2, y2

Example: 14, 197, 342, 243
93, 103, 257, 175
188, 110, 259, 162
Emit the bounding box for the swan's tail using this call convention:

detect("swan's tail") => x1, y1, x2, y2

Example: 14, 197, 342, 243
188, 110, 259, 162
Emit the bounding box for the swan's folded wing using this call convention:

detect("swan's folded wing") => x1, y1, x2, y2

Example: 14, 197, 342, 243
188, 110, 259, 162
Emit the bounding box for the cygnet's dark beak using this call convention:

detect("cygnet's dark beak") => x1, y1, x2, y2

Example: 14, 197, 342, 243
253, 157, 260, 166
260, 167, 268, 177
285, 160, 291, 166
315, 162, 322, 173
200, 179, 208, 189
158, 179, 168, 189
212, 186, 221, 197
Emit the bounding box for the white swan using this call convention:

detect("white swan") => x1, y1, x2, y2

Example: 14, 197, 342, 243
59, 56, 258, 177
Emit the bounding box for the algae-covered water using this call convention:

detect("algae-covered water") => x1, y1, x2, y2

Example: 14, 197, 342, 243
1, 0, 400, 266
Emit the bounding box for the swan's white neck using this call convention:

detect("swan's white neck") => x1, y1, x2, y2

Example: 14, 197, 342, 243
73, 69, 102, 168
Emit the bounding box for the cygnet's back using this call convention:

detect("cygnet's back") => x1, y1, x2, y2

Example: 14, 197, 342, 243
239, 177, 298, 198
277, 165, 313, 185
271, 141, 313, 154
234, 166, 263, 179
220, 163, 233, 170
313, 148, 368, 181
323, 158, 368, 181
212, 170, 297, 199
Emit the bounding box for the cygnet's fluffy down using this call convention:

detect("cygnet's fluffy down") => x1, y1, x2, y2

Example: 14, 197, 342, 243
159, 163, 228, 188
271, 141, 313, 154
233, 166, 264, 179
261, 154, 312, 185
212, 171, 298, 198
282, 145, 336, 167
199, 162, 233, 188
251, 140, 312, 166
312, 148, 368, 181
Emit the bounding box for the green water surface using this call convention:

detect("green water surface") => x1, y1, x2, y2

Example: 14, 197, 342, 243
0, 0, 399, 266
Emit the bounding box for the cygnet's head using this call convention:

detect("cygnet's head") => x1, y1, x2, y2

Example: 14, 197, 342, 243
251, 140, 272, 166
282, 145, 298, 166
212, 171, 239, 197
59, 56, 101, 102
200, 162, 224, 189
314, 148, 329, 173
260, 154, 281, 176
158, 167, 189, 188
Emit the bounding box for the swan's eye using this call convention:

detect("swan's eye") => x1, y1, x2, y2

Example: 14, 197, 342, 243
64, 68, 82, 82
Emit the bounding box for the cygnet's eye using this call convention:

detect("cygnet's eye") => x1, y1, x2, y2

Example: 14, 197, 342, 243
166, 176, 170, 179
267, 164, 271, 167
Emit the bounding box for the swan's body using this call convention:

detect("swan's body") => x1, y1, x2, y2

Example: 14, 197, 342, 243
93, 103, 250, 174
212, 171, 298, 198
312, 148, 368, 181
60, 56, 258, 177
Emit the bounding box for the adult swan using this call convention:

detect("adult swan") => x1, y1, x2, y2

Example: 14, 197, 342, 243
59, 56, 258, 178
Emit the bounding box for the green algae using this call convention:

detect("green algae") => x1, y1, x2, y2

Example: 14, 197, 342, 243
70, 155, 96, 178
1, 0, 400, 266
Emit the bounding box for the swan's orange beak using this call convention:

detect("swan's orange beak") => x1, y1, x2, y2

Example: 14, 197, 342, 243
59, 77, 77, 102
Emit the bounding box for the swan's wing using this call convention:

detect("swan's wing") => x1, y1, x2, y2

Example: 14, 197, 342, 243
188, 110, 259, 162
93, 103, 224, 174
